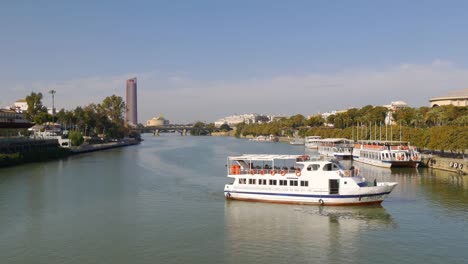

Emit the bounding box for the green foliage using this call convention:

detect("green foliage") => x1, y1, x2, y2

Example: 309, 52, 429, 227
236, 106, 468, 153
24, 92, 49, 123
219, 123, 232, 132
69, 130, 84, 146
190, 122, 212, 136
47, 94, 129, 140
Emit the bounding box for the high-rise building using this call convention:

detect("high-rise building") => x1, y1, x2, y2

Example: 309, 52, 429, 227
126, 77, 138, 126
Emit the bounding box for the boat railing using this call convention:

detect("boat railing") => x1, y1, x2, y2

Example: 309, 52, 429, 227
229, 167, 302, 176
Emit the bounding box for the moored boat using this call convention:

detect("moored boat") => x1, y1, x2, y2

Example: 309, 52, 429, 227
224, 154, 397, 206
318, 138, 354, 159
249, 134, 278, 142
289, 137, 305, 145
353, 140, 421, 168
305, 136, 321, 149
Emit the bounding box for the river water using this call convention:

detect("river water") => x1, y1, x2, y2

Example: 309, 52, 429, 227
0, 134, 466, 264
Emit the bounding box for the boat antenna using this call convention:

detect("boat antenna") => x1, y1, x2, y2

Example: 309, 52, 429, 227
385, 121, 387, 141
379, 121, 382, 141
399, 120, 402, 144
374, 121, 377, 142
390, 123, 393, 142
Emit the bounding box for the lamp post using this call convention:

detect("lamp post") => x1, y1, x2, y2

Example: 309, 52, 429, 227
49, 90, 56, 123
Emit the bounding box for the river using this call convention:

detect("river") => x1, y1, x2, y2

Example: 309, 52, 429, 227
0, 134, 466, 264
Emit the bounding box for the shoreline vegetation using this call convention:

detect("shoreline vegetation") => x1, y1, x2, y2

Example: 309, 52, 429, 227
0, 92, 142, 168
230, 105, 468, 155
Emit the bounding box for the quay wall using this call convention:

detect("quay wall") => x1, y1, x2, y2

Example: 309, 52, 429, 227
421, 155, 467, 175
0, 138, 140, 168
70, 140, 140, 154
0, 138, 71, 167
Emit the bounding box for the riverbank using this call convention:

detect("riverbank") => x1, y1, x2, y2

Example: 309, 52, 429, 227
0, 138, 140, 168
421, 155, 467, 175
70, 139, 140, 154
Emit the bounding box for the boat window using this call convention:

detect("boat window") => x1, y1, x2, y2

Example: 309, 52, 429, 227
307, 164, 320, 171
290, 180, 298, 186
259, 179, 267, 185
300, 181, 308, 187
248, 179, 256, 185
279, 180, 287, 186
332, 164, 340, 170
269, 179, 277, 186
238, 178, 247, 184
323, 164, 332, 171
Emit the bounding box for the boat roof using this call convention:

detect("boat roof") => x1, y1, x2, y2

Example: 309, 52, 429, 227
320, 138, 353, 143
229, 154, 309, 161
356, 140, 409, 145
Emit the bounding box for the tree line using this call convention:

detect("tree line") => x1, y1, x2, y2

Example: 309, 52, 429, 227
23, 92, 129, 140
234, 105, 468, 153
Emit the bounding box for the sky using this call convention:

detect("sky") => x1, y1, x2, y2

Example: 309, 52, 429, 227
2, 0, 468, 123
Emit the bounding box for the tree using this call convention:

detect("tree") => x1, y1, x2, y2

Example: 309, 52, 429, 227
306, 115, 324, 127
24, 92, 48, 123
69, 130, 84, 146
219, 123, 231, 132
100, 95, 125, 125
190, 122, 210, 136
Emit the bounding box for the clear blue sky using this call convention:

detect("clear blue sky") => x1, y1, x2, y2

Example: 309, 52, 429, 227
2, 0, 468, 123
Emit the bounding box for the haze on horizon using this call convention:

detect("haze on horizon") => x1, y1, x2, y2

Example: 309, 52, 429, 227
2, 1, 468, 124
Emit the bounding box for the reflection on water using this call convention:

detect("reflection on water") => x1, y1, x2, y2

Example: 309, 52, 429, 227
1, 135, 467, 264
224, 201, 395, 263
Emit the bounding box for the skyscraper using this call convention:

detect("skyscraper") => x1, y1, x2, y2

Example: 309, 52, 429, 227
126, 77, 138, 126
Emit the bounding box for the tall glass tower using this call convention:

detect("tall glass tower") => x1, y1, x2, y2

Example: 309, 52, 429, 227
126, 77, 138, 126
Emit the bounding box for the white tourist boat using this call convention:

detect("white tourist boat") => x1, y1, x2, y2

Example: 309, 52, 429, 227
318, 138, 354, 159
289, 137, 305, 145
224, 154, 397, 206
305, 136, 321, 149
353, 140, 421, 168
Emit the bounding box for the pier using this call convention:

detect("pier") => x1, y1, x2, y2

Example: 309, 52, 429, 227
421, 154, 467, 175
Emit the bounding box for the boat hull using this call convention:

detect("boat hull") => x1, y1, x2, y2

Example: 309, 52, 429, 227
353, 157, 419, 168
224, 184, 396, 206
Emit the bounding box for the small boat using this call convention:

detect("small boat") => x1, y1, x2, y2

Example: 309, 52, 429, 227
224, 154, 397, 206
318, 138, 354, 159
353, 140, 421, 168
305, 136, 321, 149
289, 137, 305, 145
249, 134, 278, 142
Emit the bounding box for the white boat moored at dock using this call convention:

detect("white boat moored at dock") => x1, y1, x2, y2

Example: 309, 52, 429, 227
318, 138, 354, 159
224, 154, 397, 206
353, 140, 421, 168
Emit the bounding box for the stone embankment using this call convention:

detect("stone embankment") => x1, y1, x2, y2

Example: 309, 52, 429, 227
421, 155, 467, 175
70, 139, 140, 154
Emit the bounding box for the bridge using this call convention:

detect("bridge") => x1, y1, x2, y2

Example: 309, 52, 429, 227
132, 124, 194, 136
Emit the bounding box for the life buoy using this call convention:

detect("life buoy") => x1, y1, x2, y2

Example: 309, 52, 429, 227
453, 163, 458, 169
412, 156, 419, 161
280, 170, 286, 176
270, 169, 276, 176
344, 170, 350, 177
318, 199, 324, 205
295, 169, 301, 177
450, 161, 454, 167
259, 169, 265, 175
459, 164, 464, 169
